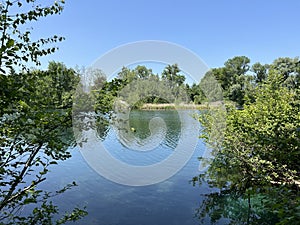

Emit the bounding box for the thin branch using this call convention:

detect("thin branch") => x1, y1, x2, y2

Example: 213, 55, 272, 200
0, 1, 10, 69
0, 142, 43, 211
6, 176, 46, 204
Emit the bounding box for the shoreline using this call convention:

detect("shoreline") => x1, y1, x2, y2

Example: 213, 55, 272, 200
140, 102, 224, 110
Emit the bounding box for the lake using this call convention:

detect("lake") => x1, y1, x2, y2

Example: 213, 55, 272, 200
42, 110, 224, 225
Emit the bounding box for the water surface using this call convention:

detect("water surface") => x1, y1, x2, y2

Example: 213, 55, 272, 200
43, 110, 219, 225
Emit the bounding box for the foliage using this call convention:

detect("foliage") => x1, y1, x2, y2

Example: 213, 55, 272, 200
93, 64, 194, 116
161, 64, 185, 86
251, 62, 269, 83
207, 56, 251, 106
270, 57, 300, 88
207, 56, 300, 107
0, 0, 65, 73
94, 78, 125, 115
0, 0, 87, 224
195, 190, 279, 225
196, 71, 300, 224
0, 63, 87, 224
199, 71, 223, 102
161, 64, 187, 101
185, 83, 205, 104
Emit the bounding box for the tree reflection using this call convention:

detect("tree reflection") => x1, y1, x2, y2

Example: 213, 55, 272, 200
95, 116, 110, 141
98, 109, 182, 151
127, 110, 181, 150
194, 188, 279, 225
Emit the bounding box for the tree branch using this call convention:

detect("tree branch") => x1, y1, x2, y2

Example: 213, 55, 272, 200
0, 142, 43, 211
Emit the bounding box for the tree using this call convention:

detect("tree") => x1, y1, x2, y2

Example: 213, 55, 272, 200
0, 0, 65, 73
224, 56, 250, 79
186, 83, 205, 104
94, 77, 125, 115
196, 71, 300, 224
270, 57, 300, 88
117, 66, 136, 83
210, 67, 229, 91
209, 56, 251, 106
47, 61, 80, 107
116, 75, 176, 108
161, 64, 187, 102
251, 62, 268, 83
1, 65, 87, 224
94, 64, 190, 115
134, 65, 153, 79
199, 70, 223, 103
0, 1, 87, 224
162, 64, 186, 87
117, 65, 154, 82
224, 56, 250, 105
78, 66, 107, 91
271, 57, 299, 80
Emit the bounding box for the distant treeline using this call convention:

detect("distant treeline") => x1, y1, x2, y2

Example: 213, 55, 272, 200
83, 56, 300, 114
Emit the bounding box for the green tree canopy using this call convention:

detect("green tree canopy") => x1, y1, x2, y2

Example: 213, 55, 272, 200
197, 71, 300, 224
162, 64, 186, 87
251, 62, 269, 83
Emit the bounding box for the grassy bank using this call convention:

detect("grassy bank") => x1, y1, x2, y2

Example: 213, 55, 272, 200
140, 102, 225, 110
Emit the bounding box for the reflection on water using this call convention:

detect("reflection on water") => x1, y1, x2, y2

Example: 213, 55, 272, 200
195, 189, 279, 225
127, 110, 181, 150
95, 116, 110, 141
103, 110, 185, 166
112, 110, 169, 151
42, 110, 225, 225
95, 110, 181, 149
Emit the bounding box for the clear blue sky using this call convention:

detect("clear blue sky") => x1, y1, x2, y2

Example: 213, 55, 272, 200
34, 0, 300, 71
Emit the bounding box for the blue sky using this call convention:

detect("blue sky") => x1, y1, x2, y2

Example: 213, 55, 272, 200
33, 0, 300, 72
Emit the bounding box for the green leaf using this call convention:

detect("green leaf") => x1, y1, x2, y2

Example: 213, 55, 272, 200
23, 198, 37, 204
6, 39, 14, 48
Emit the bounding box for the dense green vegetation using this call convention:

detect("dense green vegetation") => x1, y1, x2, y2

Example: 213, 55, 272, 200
93, 63, 207, 115
195, 58, 300, 224
92, 55, 300, 114
0, 1, 86, 224
205, 56, 300, 107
